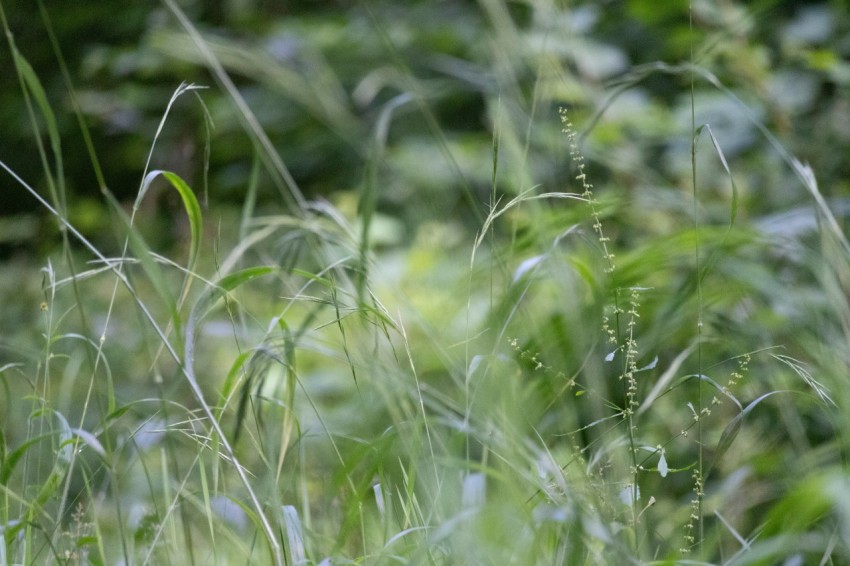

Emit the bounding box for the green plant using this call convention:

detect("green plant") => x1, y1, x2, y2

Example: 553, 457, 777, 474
1, 1, 849, 565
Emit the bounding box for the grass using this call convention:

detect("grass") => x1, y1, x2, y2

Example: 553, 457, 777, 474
2, 2, 850, 565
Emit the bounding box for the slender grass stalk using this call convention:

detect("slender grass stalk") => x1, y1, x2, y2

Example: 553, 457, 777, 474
690, 13, 705, 560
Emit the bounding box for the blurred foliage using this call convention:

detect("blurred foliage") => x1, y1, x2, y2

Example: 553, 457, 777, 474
2, 0, 847, 251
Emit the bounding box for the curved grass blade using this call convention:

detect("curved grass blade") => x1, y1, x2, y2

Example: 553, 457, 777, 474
104, 170, 202, 352
137, 170, 204, 274
13, 52, 61, 175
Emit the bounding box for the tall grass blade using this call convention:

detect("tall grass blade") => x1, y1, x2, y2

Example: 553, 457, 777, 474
12, 52, 61, 178
137, 171, 204, 271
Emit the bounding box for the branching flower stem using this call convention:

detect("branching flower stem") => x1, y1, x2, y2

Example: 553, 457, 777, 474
561, 108, 641, 552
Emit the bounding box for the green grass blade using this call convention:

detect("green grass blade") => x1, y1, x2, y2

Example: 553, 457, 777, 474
138, 170, 204, 273
0, 433, 55, 486
693, 123, 739, 228
191, 266, 276, 323
13, 52, 61, 171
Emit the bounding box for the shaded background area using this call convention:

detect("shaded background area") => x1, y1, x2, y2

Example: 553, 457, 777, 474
2, 0, 847, 256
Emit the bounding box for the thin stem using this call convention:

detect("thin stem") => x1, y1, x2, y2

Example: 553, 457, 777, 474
689, 1, 705, 554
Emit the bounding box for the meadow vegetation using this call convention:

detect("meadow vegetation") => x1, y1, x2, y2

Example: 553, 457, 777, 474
1, 1, 849, 564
